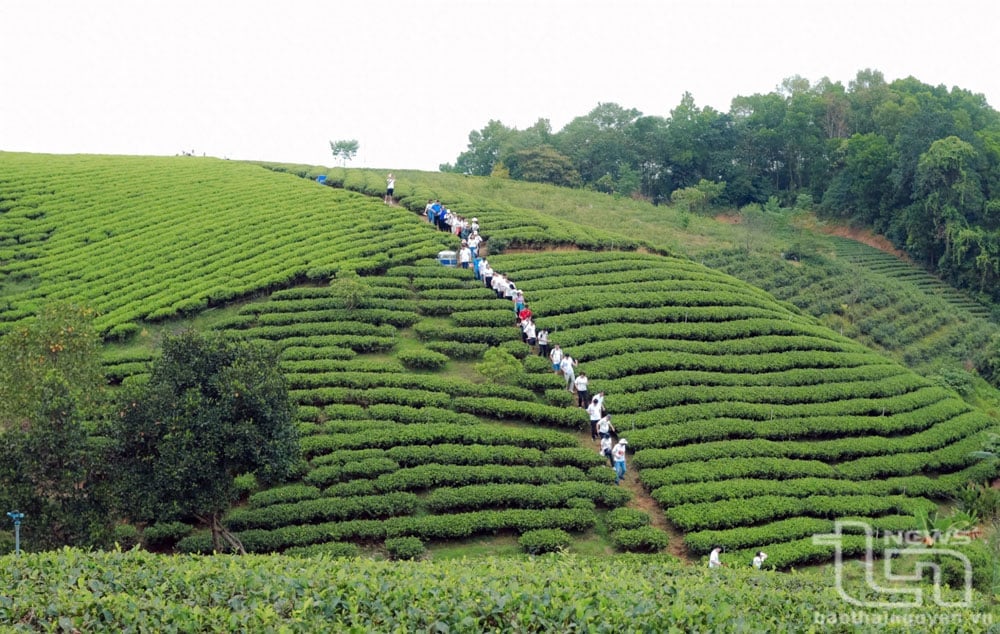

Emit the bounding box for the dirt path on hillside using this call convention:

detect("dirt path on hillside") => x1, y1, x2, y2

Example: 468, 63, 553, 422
796, 216, 911, 260
572, 428, 694, 564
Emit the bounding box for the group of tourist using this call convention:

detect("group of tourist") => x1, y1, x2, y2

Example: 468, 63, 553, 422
425, 199, 481, 242
420, 205, 775, 566
444, 216, 630, 486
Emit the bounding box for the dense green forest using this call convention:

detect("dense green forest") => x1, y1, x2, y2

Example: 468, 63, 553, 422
443, 69, 1000, 302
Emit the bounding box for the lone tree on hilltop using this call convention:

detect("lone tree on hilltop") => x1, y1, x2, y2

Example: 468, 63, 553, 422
108, 330, 301, 553
330, 139, 359, 166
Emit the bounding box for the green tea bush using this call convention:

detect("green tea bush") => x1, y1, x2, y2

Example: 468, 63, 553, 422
141, 522, 193, 549
611, 526, 669, 553
605, 508, 651, 532
396, 348, 449, 370
519, 528, 572, 555
283, 541, 360, 558
425, 340, 488, 359
384, 536, 425, 560
113, 524, 140, 550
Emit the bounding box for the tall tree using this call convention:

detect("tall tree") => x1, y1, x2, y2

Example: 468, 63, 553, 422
449, 120, 514, 176
0, 304, 111, 550
553, 102, 641, 188
109, 330, 300, 553
504, 145, 582, 187
911, 135, 984, 270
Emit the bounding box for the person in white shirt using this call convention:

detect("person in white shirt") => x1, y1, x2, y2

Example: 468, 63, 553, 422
600, 434, 613, 466
611, 438, 628, 484
504, 282, 517, 301
587, 396, 603, 441
752, 551, 768, 569
560, 354, 577, 392
549, 345, 563, 373
385, 173, 395, 204
468, 231, 482, 257
597, 414, 615, 440
593, 392, 605, 414
709, 547, 724, 568
523, 320, 536, 346
574, 372, 589, 407
537, 329, 549, 358
458, 244, 472, 269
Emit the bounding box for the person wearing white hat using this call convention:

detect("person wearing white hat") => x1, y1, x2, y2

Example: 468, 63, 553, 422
611, 438, 628, 485
752, 551, 768, 569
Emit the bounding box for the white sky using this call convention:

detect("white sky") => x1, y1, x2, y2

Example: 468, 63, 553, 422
1, 0, 997, 172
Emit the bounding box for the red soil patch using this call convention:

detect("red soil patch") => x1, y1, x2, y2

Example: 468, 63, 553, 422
818, 224, 910, 260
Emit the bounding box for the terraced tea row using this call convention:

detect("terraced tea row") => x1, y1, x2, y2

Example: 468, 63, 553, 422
0, 153, 452, 337
702, 247, 996, 372
127, 267, 638, 554
485, 251, 996, 567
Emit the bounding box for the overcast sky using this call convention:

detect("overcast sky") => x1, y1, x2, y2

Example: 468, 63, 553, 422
1, 0, 997, 172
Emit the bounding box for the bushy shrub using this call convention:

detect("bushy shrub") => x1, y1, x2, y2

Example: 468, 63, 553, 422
544, 389, 575, 407
929, 540, 995, 592
565, 498, 596, 511
397, 348, 449, 370
113, 524, 140, 550
385, 536, 425, 560
474, 348, 524, 384
233, 473, 259, 499
611, 526, 669, 553
426, 340, 488, 360
499, 340, 530, 359
142, 521, 193, 549
605, 508, 651, 532
519, 528, 572, 555
522, 355, 552, 373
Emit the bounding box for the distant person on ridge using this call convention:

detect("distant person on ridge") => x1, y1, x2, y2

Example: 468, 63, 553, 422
385, 173, 395, 204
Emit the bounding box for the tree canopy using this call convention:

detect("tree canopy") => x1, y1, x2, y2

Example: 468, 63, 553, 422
108, 330, 300, 552
0, 304, 111, 550
443, 69, 1000, 301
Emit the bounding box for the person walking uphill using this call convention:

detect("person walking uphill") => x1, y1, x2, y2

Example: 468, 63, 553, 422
611, 438, 628, 485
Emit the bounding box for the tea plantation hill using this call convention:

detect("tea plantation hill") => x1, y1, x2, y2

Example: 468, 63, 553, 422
0, 154, 998, 604
295, 165, 1000, 381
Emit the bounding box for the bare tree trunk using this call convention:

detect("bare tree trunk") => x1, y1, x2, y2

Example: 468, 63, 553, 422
213, 513, 247, 555
196, 513, 247, 555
